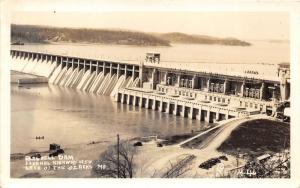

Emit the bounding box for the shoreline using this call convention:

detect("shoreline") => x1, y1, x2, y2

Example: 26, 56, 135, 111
11, 41, 172, 48
10, 125, 216, 178
11, 41, 253, 48
11, 116, 289, 178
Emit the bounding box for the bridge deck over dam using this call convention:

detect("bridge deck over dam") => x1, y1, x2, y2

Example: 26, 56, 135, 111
10, 49, 290, 123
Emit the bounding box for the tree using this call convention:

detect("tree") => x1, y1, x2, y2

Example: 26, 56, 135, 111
91, 140, 137, 178
238, 153, 290, 178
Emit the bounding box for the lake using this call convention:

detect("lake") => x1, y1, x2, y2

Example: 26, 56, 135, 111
11, 41, 289, 64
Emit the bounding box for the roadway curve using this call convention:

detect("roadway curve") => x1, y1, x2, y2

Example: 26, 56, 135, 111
179, 115, 270, 151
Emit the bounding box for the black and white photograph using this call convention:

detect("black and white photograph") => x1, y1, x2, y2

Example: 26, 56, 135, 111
1, 0, 300, 187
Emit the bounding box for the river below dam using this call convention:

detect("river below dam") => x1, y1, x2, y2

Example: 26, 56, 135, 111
11, 80, 207, 154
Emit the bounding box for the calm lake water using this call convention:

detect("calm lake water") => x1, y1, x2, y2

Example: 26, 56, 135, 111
11, 41, 289, 64
11, 42, 289, 153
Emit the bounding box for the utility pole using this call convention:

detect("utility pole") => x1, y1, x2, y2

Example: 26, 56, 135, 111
283, 135, 287, 149
236, 148, 240, 167
117, 134, 120, 178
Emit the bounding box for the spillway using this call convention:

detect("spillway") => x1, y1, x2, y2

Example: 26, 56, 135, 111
49, 67, 139, 96
11, 54, 139, 97
11, 55, 56, 78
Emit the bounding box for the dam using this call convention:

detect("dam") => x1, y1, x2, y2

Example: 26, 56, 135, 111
10, 49, 290, 123
11, 50, 140, 97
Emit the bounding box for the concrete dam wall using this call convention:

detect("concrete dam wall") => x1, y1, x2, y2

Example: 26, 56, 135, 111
49, 65, 139, 96
11, 54, 56, 78
11, 50, 288, 123
11, 51, 140, 97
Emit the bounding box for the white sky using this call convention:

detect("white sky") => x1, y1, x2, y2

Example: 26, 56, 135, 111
10, 0, 290, 40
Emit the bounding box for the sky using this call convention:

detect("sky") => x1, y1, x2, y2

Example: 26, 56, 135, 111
10, 0, 290, 40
